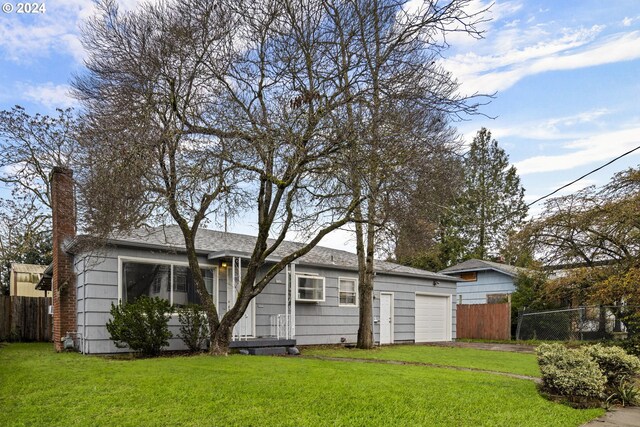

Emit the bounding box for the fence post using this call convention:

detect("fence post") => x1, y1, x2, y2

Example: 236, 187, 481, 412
515, 307, 525, 341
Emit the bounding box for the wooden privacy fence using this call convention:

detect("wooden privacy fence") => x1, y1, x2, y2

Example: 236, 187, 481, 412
0, 296, 52, 342
456, 303, 511, 340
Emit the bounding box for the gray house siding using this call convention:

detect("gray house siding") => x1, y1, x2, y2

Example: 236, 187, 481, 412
293, 266, 360, 345
456, 270, 516, 305
74, 247, 220, 354
373, 274, 457, 343
74, 246, 456, 353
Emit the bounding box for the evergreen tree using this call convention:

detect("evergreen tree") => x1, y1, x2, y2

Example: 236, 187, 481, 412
454, 128, 527, 261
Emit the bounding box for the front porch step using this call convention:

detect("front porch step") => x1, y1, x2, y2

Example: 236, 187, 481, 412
229, 338, 296, 349
247, 346, 287, 355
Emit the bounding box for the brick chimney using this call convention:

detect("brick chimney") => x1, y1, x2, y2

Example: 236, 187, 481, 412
50, 167, 76, 351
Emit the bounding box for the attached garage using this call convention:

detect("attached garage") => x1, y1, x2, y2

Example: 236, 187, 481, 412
415, 293, 451, 342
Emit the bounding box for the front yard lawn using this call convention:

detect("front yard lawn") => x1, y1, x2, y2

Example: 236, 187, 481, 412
304, 344, 541, 377
0, 343, 601, 426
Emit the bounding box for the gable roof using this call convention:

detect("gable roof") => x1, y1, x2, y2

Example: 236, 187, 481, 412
74, 225, 455, 282
439, 259, 526, 278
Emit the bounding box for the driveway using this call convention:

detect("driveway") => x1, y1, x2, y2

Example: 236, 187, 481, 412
424, 341, 536, 353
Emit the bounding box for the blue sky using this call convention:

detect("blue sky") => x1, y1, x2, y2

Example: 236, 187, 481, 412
1, 0, 639, 253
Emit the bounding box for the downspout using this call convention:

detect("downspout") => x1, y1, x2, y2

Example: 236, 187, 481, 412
82, 257, 87, 354
290, 263, 296, 338
285, 265, 289, 340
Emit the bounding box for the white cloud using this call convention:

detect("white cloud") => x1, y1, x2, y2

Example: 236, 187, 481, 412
514, 127, 640, 174
444, 26, 640, 93
21, 83, 77, 110
622, 17, 634, 27
460, 108, 611, 145
0, 0, 152, 64
443, 1, 640, 96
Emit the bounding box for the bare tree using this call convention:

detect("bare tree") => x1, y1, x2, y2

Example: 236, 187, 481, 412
0, 106, 78, 290
324, 0, 487, 348
75, 0, 362, 354
0, 106, 77, 212
518, 167, 640, 268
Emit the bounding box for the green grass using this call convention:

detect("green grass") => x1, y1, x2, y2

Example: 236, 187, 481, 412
0, 343, 602, 426
304, 344, 542, 377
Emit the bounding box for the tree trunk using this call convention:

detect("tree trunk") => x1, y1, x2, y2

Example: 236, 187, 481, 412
357, 280, 374, 348
356, 200, 377, 349
209, 318, 233, 355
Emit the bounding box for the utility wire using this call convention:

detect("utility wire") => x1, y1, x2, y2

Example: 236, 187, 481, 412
526, 144, 640, 208
482, 143, 640, 229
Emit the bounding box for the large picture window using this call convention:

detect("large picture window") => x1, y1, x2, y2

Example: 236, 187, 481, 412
123, 263, 170, 302
339, 278, 358, 306
121, 259, 215, 306
296, 275, 325, 302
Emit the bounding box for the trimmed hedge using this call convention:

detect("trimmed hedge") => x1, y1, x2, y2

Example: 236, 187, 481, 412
537, 343, 605, 401
583, 344, 640, 387
537, 343, 640, 407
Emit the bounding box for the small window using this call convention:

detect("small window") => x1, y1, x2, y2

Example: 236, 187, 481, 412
339, 278, 358, 306
297, 275, 325, 302
487, 293, 509, 304
459, 272, 477, 281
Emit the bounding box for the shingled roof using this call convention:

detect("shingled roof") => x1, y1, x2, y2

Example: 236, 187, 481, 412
80, 225, 455, 282
439, 258, 527, 278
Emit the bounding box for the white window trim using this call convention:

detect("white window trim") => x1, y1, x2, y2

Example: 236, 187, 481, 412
117, 256, 218, 310
295, 274, 325, 302
338, 277, 358, 307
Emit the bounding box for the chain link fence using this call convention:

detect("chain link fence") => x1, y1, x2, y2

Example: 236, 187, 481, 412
516, 306, 631, 341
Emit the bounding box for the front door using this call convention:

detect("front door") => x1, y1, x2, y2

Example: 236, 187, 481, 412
227, 264, 255, 338
380, 293, 393, 344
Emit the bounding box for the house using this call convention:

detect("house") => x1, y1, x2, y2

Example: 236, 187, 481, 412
439, 259, 526, 305
9, 263, 48, 297
48, 167, 458, 354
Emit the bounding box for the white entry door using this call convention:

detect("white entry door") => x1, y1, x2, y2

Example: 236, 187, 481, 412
379, 293, 393, 344
227, 266, 255, 338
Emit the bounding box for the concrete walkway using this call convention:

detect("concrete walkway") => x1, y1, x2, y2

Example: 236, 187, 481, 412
423, 341, 536, 353
303, 354, 541, 382
582, 407, 640, 426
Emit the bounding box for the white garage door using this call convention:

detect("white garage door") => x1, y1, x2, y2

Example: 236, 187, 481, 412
415, 294, 450, 342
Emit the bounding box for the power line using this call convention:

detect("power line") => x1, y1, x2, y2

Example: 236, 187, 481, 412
526, 144, 640, 208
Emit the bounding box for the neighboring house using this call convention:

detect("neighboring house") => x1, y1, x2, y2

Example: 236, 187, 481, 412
47, 167, 457, 354
439, 259, 526, 305
9, 263, 48, 297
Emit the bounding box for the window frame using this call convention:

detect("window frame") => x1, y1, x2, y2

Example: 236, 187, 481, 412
459, 271, 477, 282
338, 277, 358, 307
295, 274, 325, 303
117, 256, 218, 309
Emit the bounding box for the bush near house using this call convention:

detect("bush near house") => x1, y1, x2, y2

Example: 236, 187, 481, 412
177, 304, 208, 352
106, 296, 173, 356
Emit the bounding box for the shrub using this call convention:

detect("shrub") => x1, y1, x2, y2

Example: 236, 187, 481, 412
606, 378, 639, 407
621, 335, 640, 358
106, 296, 173, 356
177, 304, 209, 352
536, 343, 606, 402
583, 344, 640, 387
